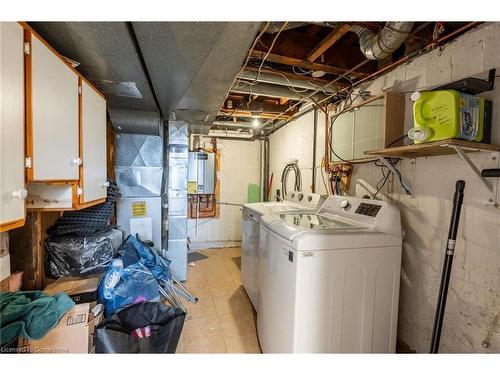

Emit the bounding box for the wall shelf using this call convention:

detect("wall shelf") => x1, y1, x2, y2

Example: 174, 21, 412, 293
364, 139, 500, 159
365, 139, 500, 206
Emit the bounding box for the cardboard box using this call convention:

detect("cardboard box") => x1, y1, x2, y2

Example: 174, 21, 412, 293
43, 276, 101, 304
18, 303, 103, 354
0, 271, 23, 292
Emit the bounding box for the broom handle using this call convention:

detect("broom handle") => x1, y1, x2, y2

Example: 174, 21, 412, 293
430, 180, 465, 353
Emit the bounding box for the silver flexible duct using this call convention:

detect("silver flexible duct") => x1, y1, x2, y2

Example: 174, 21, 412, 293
351, 22, 414, 60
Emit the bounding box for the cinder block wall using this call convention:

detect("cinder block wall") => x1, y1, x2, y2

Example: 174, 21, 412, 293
269, 22, 500, 353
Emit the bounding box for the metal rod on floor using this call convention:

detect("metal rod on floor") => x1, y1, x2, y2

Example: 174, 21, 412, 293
430, 180, 465, 353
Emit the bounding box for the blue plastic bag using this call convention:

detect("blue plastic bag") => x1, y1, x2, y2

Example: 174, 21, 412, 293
98, 260, 160, 317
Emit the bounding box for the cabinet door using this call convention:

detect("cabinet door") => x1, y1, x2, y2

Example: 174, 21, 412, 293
29, 34, 79, 181
0, 23, 25, 231
353, 98, 385, 159
81, 80, 107, 203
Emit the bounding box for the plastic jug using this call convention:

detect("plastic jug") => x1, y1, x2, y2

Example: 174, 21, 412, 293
409, 90, 485, 144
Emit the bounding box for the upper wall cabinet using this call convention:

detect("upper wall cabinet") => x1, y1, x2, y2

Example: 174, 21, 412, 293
26, 30, 80, 181
0, 22, 26, 232
330, 93, 405, 163
80, 79, 108, 204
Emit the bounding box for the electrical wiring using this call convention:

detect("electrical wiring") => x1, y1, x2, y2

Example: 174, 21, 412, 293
254, 22, 288, 84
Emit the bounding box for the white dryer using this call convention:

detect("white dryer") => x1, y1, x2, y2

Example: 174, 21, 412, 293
241, 192, 324, 309
257, 196, 402, 353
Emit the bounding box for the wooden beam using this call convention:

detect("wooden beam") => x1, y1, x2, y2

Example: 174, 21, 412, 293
249, 50, 368, 78
306, 24, 352, 62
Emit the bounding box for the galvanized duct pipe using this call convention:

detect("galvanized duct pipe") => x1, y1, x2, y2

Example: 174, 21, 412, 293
212, 121, 256, 129
208, 129, 254, 139
231, 82, 326, 101
108, 108, 162, 135
350, 22, 414, 60
238, 69, 336, 93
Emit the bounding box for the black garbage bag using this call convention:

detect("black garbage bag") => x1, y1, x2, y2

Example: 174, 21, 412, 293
94, 302, 186, 353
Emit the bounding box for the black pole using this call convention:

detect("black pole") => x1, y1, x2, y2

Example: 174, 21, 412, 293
430, 180, 465, 353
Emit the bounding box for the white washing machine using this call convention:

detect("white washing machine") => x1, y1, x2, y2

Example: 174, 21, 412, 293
257, 195, 402, 353
241, 192, 324, 309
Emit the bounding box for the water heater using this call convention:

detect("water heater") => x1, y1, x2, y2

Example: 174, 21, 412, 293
188, 152, 215, 194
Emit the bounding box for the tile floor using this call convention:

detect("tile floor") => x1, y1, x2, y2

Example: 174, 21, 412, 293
177, 247, 262, 353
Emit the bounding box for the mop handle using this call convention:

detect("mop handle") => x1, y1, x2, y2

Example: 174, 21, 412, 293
430, 180, 465, 353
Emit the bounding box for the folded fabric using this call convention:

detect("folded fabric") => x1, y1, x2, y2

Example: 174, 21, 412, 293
0, 290, 75, 345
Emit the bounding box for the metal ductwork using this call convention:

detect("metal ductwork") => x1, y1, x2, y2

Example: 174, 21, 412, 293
238, 69, 336, 93
108, 108, 162, 135
208, 129, 254, 139
231, 81, 326, 101
212, 121, 257, 129
351, 22, 414, 60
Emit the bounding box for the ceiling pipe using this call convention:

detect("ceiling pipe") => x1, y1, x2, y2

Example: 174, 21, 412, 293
208, 129, 254, 139
350, 22, 415, 60
238, 69, 336, 93
212, 120, 258, 129
231, 81, 326, 101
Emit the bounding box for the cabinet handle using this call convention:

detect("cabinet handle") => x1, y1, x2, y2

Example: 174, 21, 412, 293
102, 181, 110, 188
71, 157, 83, 166
11, 188, 28, 199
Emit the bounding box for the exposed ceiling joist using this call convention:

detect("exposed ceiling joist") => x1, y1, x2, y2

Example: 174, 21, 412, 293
306, 24, 352, 62
219, 110, 292, 120
249, 50, 368, 78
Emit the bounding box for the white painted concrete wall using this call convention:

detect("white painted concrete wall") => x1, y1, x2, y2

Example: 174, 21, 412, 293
188, 138, 261, 250
268, 22, 500, 353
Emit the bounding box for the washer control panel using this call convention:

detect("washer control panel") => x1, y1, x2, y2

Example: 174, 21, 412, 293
286, 191, 325, 209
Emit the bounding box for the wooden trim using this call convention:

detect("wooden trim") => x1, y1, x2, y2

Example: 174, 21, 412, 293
76, 198, 106, 210
28, 179, 79, 184
18, 22, 105, 99
307, 24, 351, 63
24, 29, 34, 182
0, 218, 26, 232
249, 50, 368, 78
78, 78, 84, 204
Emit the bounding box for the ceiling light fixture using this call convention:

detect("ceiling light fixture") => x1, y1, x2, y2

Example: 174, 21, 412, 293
252, 118, 260, 127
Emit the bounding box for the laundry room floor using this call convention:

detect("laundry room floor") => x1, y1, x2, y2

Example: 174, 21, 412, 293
178, 247, 261, 353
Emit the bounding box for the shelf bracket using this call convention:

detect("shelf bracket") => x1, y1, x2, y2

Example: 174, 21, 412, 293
377, 156, 412, 195
450, 145, 497, 206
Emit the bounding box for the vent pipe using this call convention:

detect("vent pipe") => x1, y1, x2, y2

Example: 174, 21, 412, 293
351, 22, 414, 60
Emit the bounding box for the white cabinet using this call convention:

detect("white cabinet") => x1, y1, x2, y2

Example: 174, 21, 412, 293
0, 22, 26, 231
28, 32, 79, 181
330, 93, 405, 162
80, 80, 107, 204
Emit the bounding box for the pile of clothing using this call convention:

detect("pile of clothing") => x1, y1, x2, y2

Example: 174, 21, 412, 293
0, 291, 74, 346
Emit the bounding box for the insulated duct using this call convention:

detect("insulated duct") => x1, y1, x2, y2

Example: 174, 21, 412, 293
231, 82, 326, 101
350, 22, 414, 60
212, 121, 256, 129
208, 129, 254, 139
108, 108, 162, 135
238, 69, 336, 93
